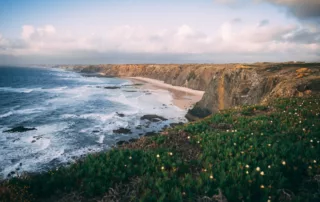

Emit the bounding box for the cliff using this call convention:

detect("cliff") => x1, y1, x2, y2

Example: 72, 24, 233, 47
59, 63, 320, 120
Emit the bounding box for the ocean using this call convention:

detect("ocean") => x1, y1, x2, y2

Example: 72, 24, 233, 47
0, 66, 187, 178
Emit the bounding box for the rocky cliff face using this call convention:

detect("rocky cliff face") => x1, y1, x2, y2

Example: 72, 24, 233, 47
59, 63, 320, 120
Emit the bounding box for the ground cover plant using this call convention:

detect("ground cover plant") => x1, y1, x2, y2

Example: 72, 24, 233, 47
1, 97, 319, 202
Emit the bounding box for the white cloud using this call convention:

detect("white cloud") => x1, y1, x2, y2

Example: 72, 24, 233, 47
21, 25, 35, 40
213, 0, 238, 5
258, 19, 269, 27
260, 0, 320, 18
0, 21, 319, 62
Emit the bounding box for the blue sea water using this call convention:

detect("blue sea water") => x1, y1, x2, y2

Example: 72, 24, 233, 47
0, 66, 187, 177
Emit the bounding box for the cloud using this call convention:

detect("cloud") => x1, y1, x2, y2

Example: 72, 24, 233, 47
213, 0, 249, 8
261, 0, 320, 19
0, 34, 27, 52
214, 0, 320, 20
0, 22, 319, 64
284, 28, 320, 44
258, 19, 269, 27
232, 18, 242, 23
21, 25, 35, 40
213, 0, 237, 4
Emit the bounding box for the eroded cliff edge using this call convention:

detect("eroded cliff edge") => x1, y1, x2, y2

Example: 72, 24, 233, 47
59, 63, 320, 120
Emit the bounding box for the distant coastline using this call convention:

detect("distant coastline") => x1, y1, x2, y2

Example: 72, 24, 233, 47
59, 63, 320, 120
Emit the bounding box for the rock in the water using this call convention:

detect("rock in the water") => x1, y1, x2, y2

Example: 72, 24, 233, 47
4, 126, 37, 133
140, 114, 168, 122
104, 86, 120, 89
113, 128, 132, 134
33, 135, 43, 140
122, 83, 144, 87
31, 140, 36, 143
116, 112, 125, 117
12, 138, 20, 143
116, 140, 129, 146
128, 138, 138, 143
145, 132, 157, 137
169, 122, 184, 128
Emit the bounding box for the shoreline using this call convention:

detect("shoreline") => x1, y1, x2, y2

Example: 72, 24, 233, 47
127, 77, 204, 110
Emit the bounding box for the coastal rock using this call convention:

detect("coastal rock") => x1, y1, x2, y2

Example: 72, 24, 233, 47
33, 135, 43, 140
104, 86, 121, 89
122, 83, 144, 87
128, 138, 138, 143
140, 114, 168, 122
116, 112, 125, 117
169, 122, 184, 128
12, 138, 20, 142
113, 128, 132, 134
116, 140, 129, 146
145, 132, 157, 137
4, 126, 37, 133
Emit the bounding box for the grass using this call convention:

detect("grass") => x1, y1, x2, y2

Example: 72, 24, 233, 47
1, 97, 320, 202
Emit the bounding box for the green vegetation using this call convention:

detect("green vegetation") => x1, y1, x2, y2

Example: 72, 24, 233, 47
1, 97, 320, 202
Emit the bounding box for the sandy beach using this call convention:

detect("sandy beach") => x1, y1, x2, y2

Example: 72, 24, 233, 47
128, 77, 204, 110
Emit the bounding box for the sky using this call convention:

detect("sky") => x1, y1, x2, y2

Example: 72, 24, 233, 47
0, 0, 319, 64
